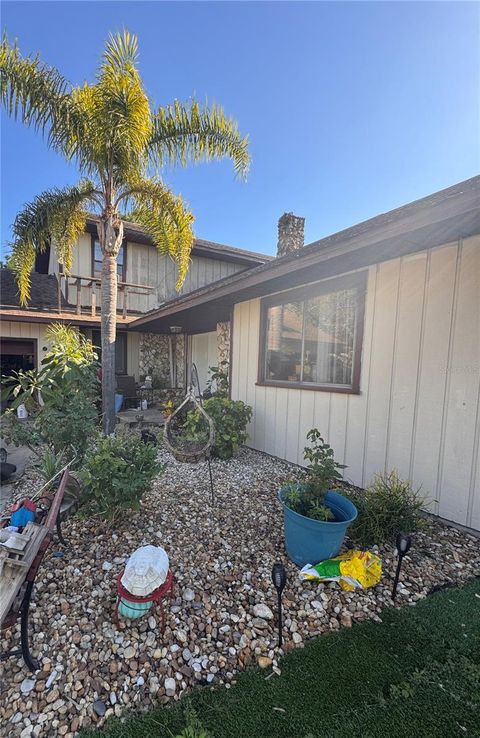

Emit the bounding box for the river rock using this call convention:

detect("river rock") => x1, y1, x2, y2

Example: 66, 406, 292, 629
253, 604, 274, 620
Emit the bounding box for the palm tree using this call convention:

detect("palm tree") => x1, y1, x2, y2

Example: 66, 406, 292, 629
0, 30, 250, 433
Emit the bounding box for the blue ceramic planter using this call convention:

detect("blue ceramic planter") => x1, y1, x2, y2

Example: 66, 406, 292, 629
115, 393, 124, 413
277, 488, 358, 567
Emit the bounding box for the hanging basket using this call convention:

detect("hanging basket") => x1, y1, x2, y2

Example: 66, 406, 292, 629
163, 387, 215, 463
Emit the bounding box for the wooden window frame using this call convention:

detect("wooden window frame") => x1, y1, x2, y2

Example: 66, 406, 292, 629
257, 271, 367, 394
91, 234, 127, 282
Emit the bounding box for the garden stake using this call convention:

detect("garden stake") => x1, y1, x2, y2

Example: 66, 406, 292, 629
272, 562, 287, 647
392, 532, 412, 600
207, 456, 214, 505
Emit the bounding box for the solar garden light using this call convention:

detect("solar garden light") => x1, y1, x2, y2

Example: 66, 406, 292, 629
271, 562, 287, 648
392, 532, 412, 601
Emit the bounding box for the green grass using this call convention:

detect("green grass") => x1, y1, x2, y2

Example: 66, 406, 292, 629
81, 578, 480, 738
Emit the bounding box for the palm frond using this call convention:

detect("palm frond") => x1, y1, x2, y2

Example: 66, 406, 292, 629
149, 100, 250, 178
101, 29, 139, 75
9, 181, 97, 305
121, 178, 194, 289
80, 30, 152, 183
0, 34, 85, 156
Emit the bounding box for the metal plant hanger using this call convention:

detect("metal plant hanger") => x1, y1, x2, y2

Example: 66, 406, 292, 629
163, 363, 215, 503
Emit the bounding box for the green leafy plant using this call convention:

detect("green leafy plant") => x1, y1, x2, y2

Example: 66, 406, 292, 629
184, 397, 252, 459
344, 470, 426, 546
282, 429, 345, 521
34, 447, 68, 484
175, 708, 214, 738
1, 324, 99, 461
204, 362, 229, 398
81, 433, 163, 520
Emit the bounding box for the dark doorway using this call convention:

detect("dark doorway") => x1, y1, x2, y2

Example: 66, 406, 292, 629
0, 338, 37, 410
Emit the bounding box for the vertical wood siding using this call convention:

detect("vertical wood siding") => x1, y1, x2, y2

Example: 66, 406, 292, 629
125, 244, 244, 313
0, 321, 51, 369
191, 332, 218, 392
54, 238, 247, 313
231, 236, 480, 529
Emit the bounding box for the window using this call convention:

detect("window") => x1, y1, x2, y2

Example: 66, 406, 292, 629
258, 272, 367, 393
91, 330, 128, 375
92, 237, 125, 280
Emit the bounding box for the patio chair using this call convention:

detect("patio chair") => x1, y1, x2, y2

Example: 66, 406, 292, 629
116, 375, 140, 410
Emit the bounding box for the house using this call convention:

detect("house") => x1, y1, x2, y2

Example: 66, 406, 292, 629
1, 177, 479, 529
132, 177, 480, 531
0, 218, 272, 391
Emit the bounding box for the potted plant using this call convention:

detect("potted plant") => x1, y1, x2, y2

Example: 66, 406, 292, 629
278, 429, 357, 567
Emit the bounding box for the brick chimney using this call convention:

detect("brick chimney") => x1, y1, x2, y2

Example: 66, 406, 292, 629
277, 212, 305, 257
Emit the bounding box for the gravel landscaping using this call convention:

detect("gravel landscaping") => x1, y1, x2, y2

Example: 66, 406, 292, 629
1, 446, 479, 738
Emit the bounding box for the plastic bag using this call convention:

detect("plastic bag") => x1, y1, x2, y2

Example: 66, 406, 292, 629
299, 550, 382, 591
121, 545, 169, 596
17, 404, 28, 419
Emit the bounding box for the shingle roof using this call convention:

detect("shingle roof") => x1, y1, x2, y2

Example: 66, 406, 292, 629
0, 269, 68, 310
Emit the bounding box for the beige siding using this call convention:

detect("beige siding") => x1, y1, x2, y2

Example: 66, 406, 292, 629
231, 235, 480, 529
52, 236, 245, 314
190, 331, 217, 392
127, 332, 141, 381
0, 321, 52, 368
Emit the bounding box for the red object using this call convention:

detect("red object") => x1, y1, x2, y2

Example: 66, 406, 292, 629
115, 569, 174, 632
11, 498, 37, 513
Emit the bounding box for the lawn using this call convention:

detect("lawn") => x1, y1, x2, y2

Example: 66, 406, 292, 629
81, 577, 480, 738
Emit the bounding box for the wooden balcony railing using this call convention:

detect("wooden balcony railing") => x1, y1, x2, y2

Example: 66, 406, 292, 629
60, 274, 154, 318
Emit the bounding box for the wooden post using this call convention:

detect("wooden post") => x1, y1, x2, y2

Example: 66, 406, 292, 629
122, 287, 128, 319
57, 274, 62, 313
76, 279, 81, 315
91, 287, 96, 318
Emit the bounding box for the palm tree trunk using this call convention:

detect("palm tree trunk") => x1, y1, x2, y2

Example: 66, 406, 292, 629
98, 215, 124, 435
101, 252, 118, 434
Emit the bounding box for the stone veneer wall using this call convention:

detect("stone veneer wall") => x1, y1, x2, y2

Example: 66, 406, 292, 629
216, 321, 231, 367
139, 324, 230, 391
138, 333, 185, 388
277, 212, 305, 257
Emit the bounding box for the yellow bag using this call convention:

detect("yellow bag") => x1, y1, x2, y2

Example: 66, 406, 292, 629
299, 550, 382, 591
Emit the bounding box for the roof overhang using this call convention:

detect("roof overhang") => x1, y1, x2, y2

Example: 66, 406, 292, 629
129, 176, 480, 335
0, 308, 137, 328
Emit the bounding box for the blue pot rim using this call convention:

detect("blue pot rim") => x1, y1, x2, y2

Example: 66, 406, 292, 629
277, 487, 357, 526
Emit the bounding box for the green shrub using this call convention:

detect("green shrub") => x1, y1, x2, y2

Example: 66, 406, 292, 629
1, 323, 99, 461
204, 362, 229, 398
184, 397, 252, 459
282, 429, 345, 521
82, 434, 163, 520
345, 470, 426, 547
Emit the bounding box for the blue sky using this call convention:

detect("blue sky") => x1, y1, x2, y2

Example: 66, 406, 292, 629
1, 1, 478, 259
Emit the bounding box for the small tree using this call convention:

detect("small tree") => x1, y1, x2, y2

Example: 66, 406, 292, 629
1, 323, 99, 460
1, 30, 250, 433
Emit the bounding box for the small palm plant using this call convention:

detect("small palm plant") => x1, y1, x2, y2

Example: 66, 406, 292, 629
0, 30, 250, 433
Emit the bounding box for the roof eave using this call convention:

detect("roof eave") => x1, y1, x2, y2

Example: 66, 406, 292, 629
129, 176, 480, 334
